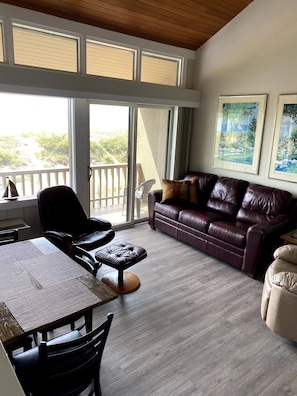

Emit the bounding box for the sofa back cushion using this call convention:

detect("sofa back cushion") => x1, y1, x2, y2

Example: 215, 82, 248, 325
236, 184, 293, 223
206, 177, 249, 218
183, 171, 217, 206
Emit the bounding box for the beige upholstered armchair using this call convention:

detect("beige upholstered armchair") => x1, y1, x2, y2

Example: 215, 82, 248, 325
261, 244, 297, 342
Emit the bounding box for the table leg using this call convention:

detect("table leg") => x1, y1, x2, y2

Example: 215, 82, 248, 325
84, 311, 93, 332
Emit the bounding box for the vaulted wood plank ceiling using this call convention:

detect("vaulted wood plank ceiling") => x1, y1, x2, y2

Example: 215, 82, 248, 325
1, 0, 253, 50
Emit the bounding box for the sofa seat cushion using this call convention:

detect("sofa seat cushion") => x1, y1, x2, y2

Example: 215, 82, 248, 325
178, 209, 227, 233
208, 220, 251, 248
154, 201, 186, 221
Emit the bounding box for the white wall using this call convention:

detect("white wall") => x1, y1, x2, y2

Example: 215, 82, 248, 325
0, 342, 25, 395
0, 198, 42, 239
191, 0, 297, 196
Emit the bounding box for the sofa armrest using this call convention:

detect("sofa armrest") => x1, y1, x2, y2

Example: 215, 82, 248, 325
246, 215, 288, 246
148, 190, 162, 228
273, 244, 297, 265
251, 215, 289, 234
272, 271, 297, 295
243, 215, 292, 275
148, 189, 162, 203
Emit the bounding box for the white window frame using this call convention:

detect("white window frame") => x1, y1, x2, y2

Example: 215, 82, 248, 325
140, 50, 183, 87
11, 20, 81, 72
86, 37, 137, 80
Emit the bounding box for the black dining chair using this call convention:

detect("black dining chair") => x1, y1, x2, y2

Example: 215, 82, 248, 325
37, 185, 115, 276
5, 335, 34, 361
13, 313, 114, 396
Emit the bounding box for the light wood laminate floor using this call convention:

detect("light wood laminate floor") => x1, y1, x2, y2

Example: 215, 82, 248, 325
33, 224, 297, 395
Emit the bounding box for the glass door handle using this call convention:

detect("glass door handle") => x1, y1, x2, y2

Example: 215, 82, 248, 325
88, 166, 92, 181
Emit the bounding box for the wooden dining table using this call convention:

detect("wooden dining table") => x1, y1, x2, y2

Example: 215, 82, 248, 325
0, 237, 117, 347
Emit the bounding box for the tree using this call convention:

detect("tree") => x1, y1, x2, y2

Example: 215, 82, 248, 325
35, 132, 69, 167
0, 135, 26, 169
90, 140, 114, 164
100, 133, 127, 163
0, 130, 128, 170
90, 131, 127, 164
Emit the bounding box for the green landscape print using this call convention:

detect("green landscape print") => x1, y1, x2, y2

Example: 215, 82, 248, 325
274, 103, 297, 174
218, 102, 259, 165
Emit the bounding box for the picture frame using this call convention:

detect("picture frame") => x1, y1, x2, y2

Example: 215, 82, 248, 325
269, 94, 297, 182
213, 95, 267, 174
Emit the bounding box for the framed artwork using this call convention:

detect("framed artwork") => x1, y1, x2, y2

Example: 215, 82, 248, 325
269, 94, 297, 182
213, 95, 267, 174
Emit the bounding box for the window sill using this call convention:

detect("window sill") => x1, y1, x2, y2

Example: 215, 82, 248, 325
0, 196, 37, 210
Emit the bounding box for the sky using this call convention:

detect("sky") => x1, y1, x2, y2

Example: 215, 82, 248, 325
90, 103, 129, 133
0, 93, 129, 134
0, 93, 68, 134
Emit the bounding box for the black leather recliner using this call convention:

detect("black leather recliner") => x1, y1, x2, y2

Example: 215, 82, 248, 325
37, 185, 115, 275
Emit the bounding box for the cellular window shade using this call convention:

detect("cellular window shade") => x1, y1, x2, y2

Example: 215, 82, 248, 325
86, 40, 134, 80
12, 24, 78, 72
141, 54, 179, 86
0, 24, 3, 62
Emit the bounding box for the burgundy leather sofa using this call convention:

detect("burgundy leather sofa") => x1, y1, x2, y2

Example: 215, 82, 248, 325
148, 171, 297, 278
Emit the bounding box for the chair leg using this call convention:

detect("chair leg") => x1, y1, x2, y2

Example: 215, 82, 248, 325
94, 372, 102, 396
136, 198, 141, 218
93, 261, 101, 277
41, 331, 48, 342
33, 332, 39, 345
84, 311, 93, 333
122, 187, 127, 215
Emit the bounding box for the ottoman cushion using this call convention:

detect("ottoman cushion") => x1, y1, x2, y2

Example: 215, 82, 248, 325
95, 241, 147, 270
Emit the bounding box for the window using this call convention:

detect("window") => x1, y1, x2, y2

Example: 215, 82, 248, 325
6, 20, 183, 86
141, 52, 181, 86
12, 23, 78, 72
86, 40, 135, 80
0, 93, 70, 196
0, 23, 3, 62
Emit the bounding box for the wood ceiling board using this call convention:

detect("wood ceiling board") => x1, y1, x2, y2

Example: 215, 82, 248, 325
0, 0, 253, 50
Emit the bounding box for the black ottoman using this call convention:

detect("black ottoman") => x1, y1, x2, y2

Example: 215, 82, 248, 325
95, 241, 147, 294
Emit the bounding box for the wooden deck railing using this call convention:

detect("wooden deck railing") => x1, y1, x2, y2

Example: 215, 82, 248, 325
0, 163, 142, 208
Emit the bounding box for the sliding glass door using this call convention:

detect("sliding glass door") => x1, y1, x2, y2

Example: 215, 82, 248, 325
89, 104, 129, 225
133, 107, 170, 219
89, 103, 172, 226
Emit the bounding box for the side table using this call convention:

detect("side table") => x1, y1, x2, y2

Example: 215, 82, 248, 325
280, 229, 297, 245
0, 218, 31, 244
